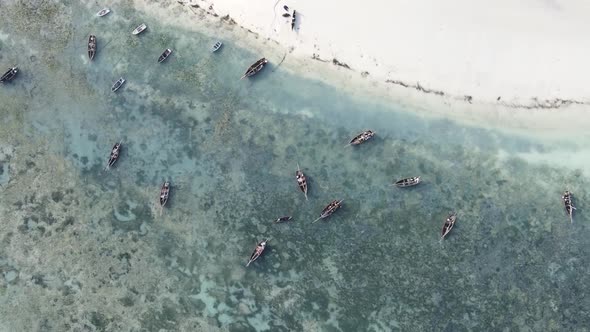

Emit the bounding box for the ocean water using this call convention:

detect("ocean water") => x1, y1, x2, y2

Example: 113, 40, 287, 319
1, 1, 589, 331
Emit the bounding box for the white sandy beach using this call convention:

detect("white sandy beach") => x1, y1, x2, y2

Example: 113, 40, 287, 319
187, 0, 590, 106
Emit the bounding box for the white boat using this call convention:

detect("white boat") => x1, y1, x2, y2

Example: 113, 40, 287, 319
111, 77, 125, 92
97, 8, 111, 17
211, 41, 223, 53
132, 24, 147, 35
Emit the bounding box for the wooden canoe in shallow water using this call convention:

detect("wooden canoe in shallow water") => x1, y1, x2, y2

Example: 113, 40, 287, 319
0, 66, 18, 83
241, 58, 268, 79
158, 49, 172, 63
296, 164, 308, 200
348, 130, 375, 146
312, 200, 343, 223
441, 212, 457, 239
274, 216, 292, 223
246, 239, 268, 267
160, 181, 171, 207
562, 191, 576, 223
394, 176, 421, 188
88, 35, 97, 61
104, 141, 122, 170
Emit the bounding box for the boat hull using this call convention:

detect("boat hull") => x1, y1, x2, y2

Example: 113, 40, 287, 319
97, 8, 111, 17
0, 67, 18, 83
111, 78, 125, 92
132, 24, 147, 35
241, 58, 268, 79
158, 49, 172, 63
88, 35, 97, 61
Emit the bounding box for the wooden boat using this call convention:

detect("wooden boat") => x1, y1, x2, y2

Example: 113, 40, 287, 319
562, 191, 576, 223
246, 239, 268, 267
104, 141, 122, 170
132, 23, 147, 35
88, 35, 97, 61
240, 58, 268, 79
274, 216, 292, 223
348, 130, 375, 146
158, 49, 172, 63
394, 176, 421, 188
97, 8, 111, 17
296, 163, 308, 200
291, 10, 297, 30
0, 66, 18, 83
160, 181, 171, 207
441, 212, 457, 240
312, 200, 343, 223
111, 77, 125, 92
211, 41, 223, 53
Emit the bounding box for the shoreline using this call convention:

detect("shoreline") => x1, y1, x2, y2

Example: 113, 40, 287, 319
129, 0, 590, 138
184, 0, 590, 107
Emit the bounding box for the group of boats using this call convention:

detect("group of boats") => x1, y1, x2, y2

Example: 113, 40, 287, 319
3, 6, 578, 269
87, 7, 225, 93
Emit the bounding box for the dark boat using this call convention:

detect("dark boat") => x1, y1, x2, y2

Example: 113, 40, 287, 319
274, 216, 292, 223
394, 176, 421, 188
282, 13, 291, 17
562, 191, 576, 223
296, 163, 308, 200
158, 48, 172, 63
88, 35, 97, 61
291, 10, 297, 30
104, 141, 122, 170
312, 200, 343, 223
159, 181, 171, 213
246, 239, 268, 267
441, 212, 457, 240
240, 58, 268, 79
348, 130, 375, 146
0, 66, 18, 83
111, 77, 125, 92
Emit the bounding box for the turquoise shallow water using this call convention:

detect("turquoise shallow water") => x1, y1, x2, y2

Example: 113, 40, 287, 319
1, 1, 590, 331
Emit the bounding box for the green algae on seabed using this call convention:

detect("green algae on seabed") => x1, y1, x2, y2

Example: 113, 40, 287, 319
0, 0, 589, 331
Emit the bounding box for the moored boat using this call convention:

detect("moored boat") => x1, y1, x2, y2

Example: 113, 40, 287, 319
291, 10, 297, 30
274, 216, 292, 223
97, 8, 111, 17
296, 163, 308, 200
158, 48, 173, 63
246, 239, 268, 267
104, 141, 122, 170
132, 23, 147, 35
0, 66, 18, 83
394, 176, 421, 188
88, 35, 97, 61
211, 41, 223, 53
240, 58, 268, 79
312, 200, 343, 223
160, 181, 171, 207
111, 77, 125, 92
348, 130, 375, 146
562, 191, 576, 223
441, 212, 457, 240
